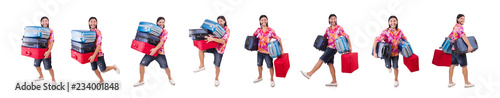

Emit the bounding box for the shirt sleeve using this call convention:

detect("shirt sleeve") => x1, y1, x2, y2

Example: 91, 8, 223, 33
48, 30, 54, 43
400, 30, 407, 41
375, 30, 387, 42
253, 28, 259, 37
95, 31, 102, 46
271, 29, 281, 42
160, 29, 168, 41
339, 27, 349, 38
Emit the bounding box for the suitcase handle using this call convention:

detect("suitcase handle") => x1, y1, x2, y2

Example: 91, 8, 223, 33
72, 54, 77, 59
132, 44, 138, 48
25, 51, 31, 56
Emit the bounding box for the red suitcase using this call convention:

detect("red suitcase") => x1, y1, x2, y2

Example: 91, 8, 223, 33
403, 54, 419, 72
21, 46, 50, 59
131, 40, 158, 57
432, 49, 452, 67
274, 53, 290, 78
71, 49, 98, 64
193, 40, 219, 50
341, 52, 359, 73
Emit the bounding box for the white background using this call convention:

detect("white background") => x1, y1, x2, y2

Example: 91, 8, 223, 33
1, 0, 499, 98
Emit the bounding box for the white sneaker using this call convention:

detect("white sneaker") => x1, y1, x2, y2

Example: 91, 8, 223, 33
448, 83, 456, 87
388, 68, 392, 73
394, 81, 399, 87
301, 71, 311, 79
193, 67, 206, 73
270, 81, 275, 87
465, 84, 475, 88
50, 81, 57, 85
134, 81, 145, 87
214, 80, 220, 87
253, 78, 263, 83
114, 64, 120, 74
34, 77, 44, 82
326, 83, 338, 86
169, 79, 176, 85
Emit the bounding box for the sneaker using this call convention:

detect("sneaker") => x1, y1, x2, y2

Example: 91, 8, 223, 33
215, 80, 220, 87
114, 64, 120, 74
34, 77, 44, 82
169, 79, 176, 85
270, 81, 275, 87
301, 71, 311, 79
394, 81, 399, 87
134, 81, 145, 87
193, 67, 206, 73
253, 78, 263, 83
448, 83, 456, 87
325, 83, 338, 86
465, 84, 475, 88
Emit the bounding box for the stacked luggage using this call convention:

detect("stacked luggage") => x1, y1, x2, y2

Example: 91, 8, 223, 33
21, 26, 51, 59
131, 22, 162, 57
189, 29, 218, 50
398, 40, 419, 72
70, 30, 97, 64
189, 19, 226, 50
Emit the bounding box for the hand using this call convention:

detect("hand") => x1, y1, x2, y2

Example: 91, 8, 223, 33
44, 51, 50, 59
467, 47, 473, 52
89, 55, 96, 62
373, 52, 378, 58
150, 48, 159, 56
205, 35, 215, 43
349, 47, 352, 53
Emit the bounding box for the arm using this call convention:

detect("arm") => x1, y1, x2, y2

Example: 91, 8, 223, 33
44, 41, 53, 58
89, 44, 100, 62
150, 40, 165, 55
461, 34, 473, 52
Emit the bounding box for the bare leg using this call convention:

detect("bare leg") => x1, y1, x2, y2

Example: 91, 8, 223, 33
307, 59, 324, 76
327, 64, 337, 83
257, 66, 263, 79
165, 68, 172, 80
48, 69, 55, 82
198, 50, 205, 68
449, 65, 456, 84
215, 67, 220, 80
270, 68, 274, 81
94, 70, 104, 83
462, 66, 471, 84
35, 67, 44, 78
394, 69, 399, 81
139, 65, 145, 82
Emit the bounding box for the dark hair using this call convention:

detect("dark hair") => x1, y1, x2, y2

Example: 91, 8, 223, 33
328, 14, 337, 24
88, 17, 97, 29
388, 15, 398, 29
157, 17, 165, 28
217, 16, 227, 27
456, 14, 465, 23
259, 15, 268, 27
40, 16, 49, 28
